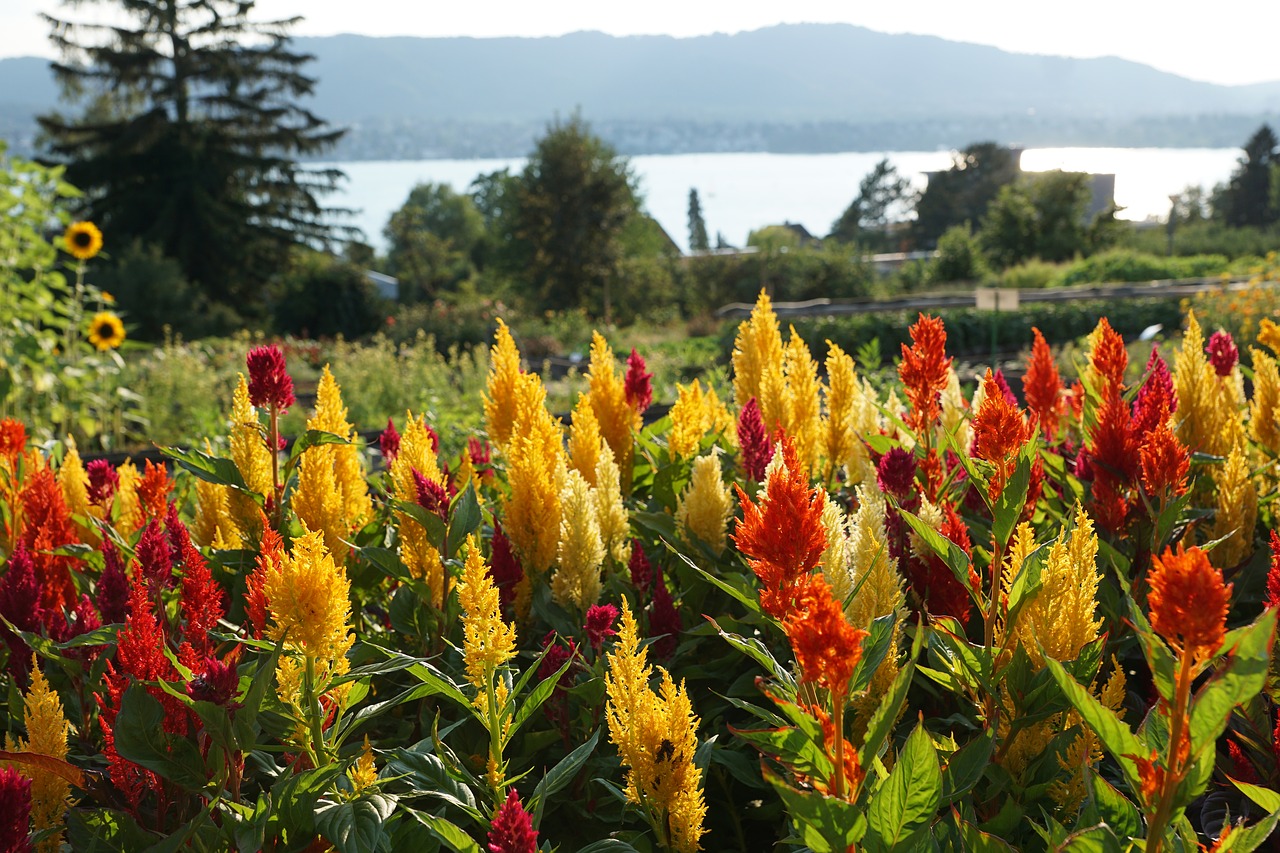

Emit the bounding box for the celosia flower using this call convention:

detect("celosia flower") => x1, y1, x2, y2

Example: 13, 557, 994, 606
379, 417, 401, 462
187, 658, 239, 706
489, 523, 525, 616
649, 569, 682, 660
624, 348, 654, 414
412, 469, 449, 518
1087, 317, 1127, 396
585, 603, 619, 651
782, 573, 866, 697
1260, 318, 1280, 355
263, 529, 353, 663
1206, 330, 1239, 377
676, 451, 733, 552
19, 468, 78, 612
0, 418, 26, 462
628, 541, 653, 597
484, 320, 524, 448
1012, 506, 1102, 666
1139, 423, 1190, 498
568, 395, 603, 486
551, 469, 605, 613
134, 460, 172, 523
1023, 327, 1063, 438
501, 383, 566, 576
587, 333, 638, 472
781, 330, 824, 472
245, 345, 295, 411
604, 603, 706, 853
390, 412, 448, 607
971, 369, 1032, 502
56, 444, 89, 523
468, 437, 493, 478
732, 290, 785, 413
1265, 531, 1280, 610
0, 766, 32, 853
7, 664, 72, 852
732, 438, 827, 620
898, 313, 952, 433
487, 788, 538, 853
736, 397, 771, 482
85, 459, 118, 507
876, 447, 917, 498
1148, 544, 1231, 660
1212, 446, 1258, 568
459, 538, 518, 691
1251, 348, 1280, 453
0, 542, 44, 681
347, 737, 378, 795
669, 379, 711, 460
537, 632, 577, 689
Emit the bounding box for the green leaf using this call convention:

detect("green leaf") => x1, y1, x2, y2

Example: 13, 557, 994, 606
445, 483, 483, 560
1189, 610, 1277, 755
530, 729, 601, 825
575, 841, 642, 853
509, 655, 574, 738
392, 500, 447, 552
1042, 655, 1144, 796
383, 743, 481, 820
867, 722, 941, 849
860, 660, 916, 768
409, 811, 483, 853
1085, 770, 1141, 842
160, 446, 253, 494
764, 766, 866, 852
707, 617, 793, 686
941, 728, 994, 806
991, 448, 1034, 549
315, 794, 395, 853
66, 808, 158, 851
1004, 543, 1047, 633
1056, 823, 1124, 852
900, 510, 982, 612
851, 614, 897, 694
679, 552, 762, 619
287, 429, 351, 468
113, 685, 210, 791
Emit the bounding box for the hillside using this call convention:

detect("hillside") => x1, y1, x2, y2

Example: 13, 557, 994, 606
4, 24, 1280, 158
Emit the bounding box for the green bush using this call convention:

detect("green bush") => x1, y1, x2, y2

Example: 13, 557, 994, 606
271, 250, 391, 339
93, 240, 242, 340
1055, 248, 1230, 286
999, 258, 1065, 289
682, 244, 879, 312
930, 223, 989, 283
779, 298, 1182, 359
1120, 220, 1280, 259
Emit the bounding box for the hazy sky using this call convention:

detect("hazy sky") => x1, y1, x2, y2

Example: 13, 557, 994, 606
2, 1, 1277, 87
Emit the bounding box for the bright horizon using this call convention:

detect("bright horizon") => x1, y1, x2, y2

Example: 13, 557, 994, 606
1, 1, 1278, 88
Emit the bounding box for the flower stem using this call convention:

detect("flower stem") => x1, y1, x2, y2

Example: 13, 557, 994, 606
1146, 647, 1195, 853
304, 654, 327, 765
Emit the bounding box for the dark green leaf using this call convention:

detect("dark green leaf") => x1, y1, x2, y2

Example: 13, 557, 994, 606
1086, 770, 1141, 842
287, 429, 351, 468
1042, 656, 1143, 796
867, 722, 941, 849
530, 729, 601, 826
901, 510, 982, 612
941, 728, 994, 806
409, 811, 482, 853
392, 500, 447, 552
113, 685, 210, 791
1189, 610, 1276, 755
160, 446, 253, 494
315, 794, 395, 853
445, 483, 483, 560
991, 449, 1033, 549
860, 660, 915, 767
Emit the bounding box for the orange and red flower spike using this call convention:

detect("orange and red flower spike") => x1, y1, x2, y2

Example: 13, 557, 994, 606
1148, 544, 1231, 661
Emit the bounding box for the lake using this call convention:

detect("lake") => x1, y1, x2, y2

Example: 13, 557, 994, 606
322, 147, 1244, 253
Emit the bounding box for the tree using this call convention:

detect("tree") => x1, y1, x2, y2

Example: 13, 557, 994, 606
829, 158, 914, 250
504, 114, 638, 318
1215, 124, 1279, 227
912, 142, 1020, 249
687, 188, 709, 252
38, 0, 349, 321
384, 182, 485, 301
980, 171, 1115, 269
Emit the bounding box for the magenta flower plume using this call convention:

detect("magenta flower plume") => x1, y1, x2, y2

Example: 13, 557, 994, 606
489, 523, 525, 614
649, 569, 681, 660
737, 397, 771, 482
135, 518, 173, 594
379, 417, 401, 462
876, 447, 917, 498
1206, 330, 1239, 377
412, 468, 449, 518
0, 766, 33, 853
487, 788, 538, 853
86, 458, 119, 506
188, 657, 240, 706
584, 603, 619, 651
624, 348, 654, 414
245, 344, 295, 411
628, 540, 653, 598
97, 539, 130, 624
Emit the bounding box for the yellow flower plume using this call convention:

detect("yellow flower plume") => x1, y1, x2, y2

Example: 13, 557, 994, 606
390, 412, 447, 608
731, 289, 784, 413
676, 451, 732, 553
605, 603, 706, 853
552, 469, 605, 613
1213, 445, 1257, 568
459, 538, 518, 719
7, 662, 73, 853
484, 319, 524, 449
587, 332, 638, 475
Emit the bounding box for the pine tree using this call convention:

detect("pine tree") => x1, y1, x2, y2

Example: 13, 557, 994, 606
38, 0, 350, 322
687, 188, 709, 252
1217, 124, 1279, 228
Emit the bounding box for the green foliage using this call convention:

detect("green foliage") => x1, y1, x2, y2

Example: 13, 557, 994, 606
1215, 124, 1280, 227
998, 258, 1065, 290
91, 240, 240, 341
272, 250, 391, 339
1121, 219, 1280, 259
1056, 248, 1231, 286
828, 157, 915, 251
913, 142, 1020, 248
384, 182, 486, 301
683, 243, 879, 310
930, 223, 989, 283
38, 0, 350, 320
980, 171, 1116, 268
746, 225, 805, 253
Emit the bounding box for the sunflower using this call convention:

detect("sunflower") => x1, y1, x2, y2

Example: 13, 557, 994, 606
87, 312, 125, 351
65, 221, 103, 261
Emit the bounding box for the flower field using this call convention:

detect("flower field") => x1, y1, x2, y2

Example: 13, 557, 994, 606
2, 290, 1280, 852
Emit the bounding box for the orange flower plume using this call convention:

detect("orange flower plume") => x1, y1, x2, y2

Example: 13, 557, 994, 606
1089, 317, 1128, 397
782, 573, 866, 697
972, 369, 1032, 502
1022, 327, 1063, 439
1147, 544, 1230, 661
1138, 423, 1190, 498
732, 438, 827, 620
898, 314, 952, 434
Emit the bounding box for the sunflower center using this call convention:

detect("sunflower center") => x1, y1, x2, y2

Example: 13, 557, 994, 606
73, 231, 92, 247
